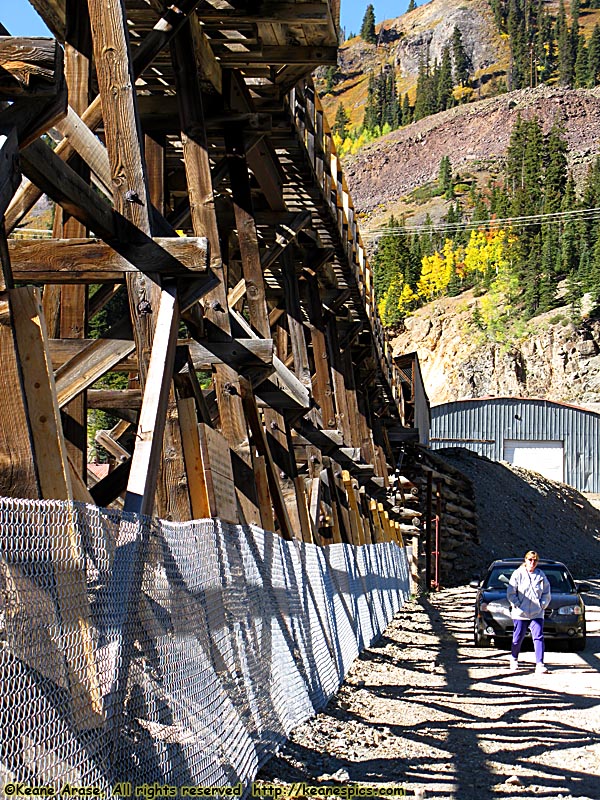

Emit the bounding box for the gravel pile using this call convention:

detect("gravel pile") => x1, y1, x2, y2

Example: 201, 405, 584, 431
436, 448, 600, 583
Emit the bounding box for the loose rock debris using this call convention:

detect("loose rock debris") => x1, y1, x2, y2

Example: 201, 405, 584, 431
258, 581, 600, 800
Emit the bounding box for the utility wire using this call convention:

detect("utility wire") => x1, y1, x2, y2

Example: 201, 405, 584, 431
361, 205, 600, 240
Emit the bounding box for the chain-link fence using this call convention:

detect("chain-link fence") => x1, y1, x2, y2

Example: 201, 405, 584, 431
0, 497, 410, 794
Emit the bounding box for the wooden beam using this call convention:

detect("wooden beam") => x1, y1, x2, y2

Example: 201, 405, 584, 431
172, 19, 261, 527
9, 285, 103, 729
54, 21, 91, 486
239, 378, 294, 541
216, 45, 338, 65
48, 336, 273, 373
9, 236, 210, 282
197, 2, 331, 23
0, 37, 63, 98
5, 0, 207, 233
87, 389, 141, 410
260, 210, 312, 271
225, 123, 270, 338
53, 105, 112, 196
0, 293, 38, 497
55, 337, 136, 408
0, 128, 21, 220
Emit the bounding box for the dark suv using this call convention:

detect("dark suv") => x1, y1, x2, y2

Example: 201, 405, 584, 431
471, 558, 588, 651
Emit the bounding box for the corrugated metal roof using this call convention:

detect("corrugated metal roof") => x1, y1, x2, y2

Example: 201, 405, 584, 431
430, 397, 600, 492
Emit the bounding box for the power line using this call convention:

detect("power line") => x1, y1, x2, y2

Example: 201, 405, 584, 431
361, 205, 600, 240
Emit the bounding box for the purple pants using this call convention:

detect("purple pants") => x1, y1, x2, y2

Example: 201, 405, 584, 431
512, 617, 545, 662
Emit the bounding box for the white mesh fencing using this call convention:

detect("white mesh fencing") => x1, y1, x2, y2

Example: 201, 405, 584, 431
0, 497, 410, 793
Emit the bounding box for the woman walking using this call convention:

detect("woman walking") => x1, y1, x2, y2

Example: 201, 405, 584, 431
506, 551, 551, 673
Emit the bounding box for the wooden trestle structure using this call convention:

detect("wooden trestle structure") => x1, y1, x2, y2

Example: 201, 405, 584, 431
0, 0, 427, 548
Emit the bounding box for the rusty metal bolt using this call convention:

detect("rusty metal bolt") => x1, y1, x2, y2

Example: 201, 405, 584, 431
125, 189, 144, 205
223, 382, 237, 396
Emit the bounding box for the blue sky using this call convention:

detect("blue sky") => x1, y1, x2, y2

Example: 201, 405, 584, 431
341, 2, 413, 38
3, 1, 414, 38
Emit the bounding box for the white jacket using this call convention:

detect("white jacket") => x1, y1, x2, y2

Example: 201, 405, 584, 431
506, 565, 551, 620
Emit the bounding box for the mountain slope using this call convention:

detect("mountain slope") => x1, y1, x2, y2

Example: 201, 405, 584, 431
344, 84, 600, 230
321, 0, 508, 129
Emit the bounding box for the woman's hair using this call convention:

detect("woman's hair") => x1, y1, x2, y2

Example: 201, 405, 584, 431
524, 550, 539, 564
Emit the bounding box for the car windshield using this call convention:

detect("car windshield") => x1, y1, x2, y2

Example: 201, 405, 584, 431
541, 568, 575, 593
484, 567, 516, 589
483, 565, 575, 593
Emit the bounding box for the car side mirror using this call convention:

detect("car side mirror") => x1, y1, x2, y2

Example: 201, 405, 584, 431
576, 582, 590, 592
469, 579, 481, 588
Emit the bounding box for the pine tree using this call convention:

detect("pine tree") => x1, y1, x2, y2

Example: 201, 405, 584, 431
574, 33, 589, 87
543, 123, 568, 214
407, 0, 417, 11
413, 53, 435, 121
557, 0, 574, 85
588, 24, 600, 86
363, 73, 378, 131
373, 216, 413, 299
333, 102, 350, 138
401, 93, 412, 125
324, 65, 339, 93
437, 46, 454, 111
360, 4, 376, 44
452, 26, 470, 86
438, 155, 453, 195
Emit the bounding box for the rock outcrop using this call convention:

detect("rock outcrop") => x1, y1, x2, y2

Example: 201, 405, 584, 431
392, 290, 600, 412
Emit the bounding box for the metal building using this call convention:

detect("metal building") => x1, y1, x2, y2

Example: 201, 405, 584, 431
430, 397, 600, 492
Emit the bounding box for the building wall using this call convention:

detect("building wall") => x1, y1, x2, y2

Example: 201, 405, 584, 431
430, 398, 600, 493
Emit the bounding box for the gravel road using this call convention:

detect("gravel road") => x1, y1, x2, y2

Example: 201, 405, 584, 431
258, 579, 600, 800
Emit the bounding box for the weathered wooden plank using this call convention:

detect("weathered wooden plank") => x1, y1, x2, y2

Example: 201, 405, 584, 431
9, 285, 103, 729
225, 123, 270, 338
0, 128, 21, 221
0, 37, 63, 98
281, 248, 311, 386
53, 105, 112, 196
8, 236, 209, 281
48, 336, 273, 375
198, 3, 331, 23
0, 294, 38, 497
177, 397, 211, 519
54, 28, 90, 482
196, 424, 239, 524
239, 378, 294, 541
54, 337, 136, 408
87, 389, 141, 409
172, 22, 261, 527
217, 45, 338, 65
5, 0, 206, 233
122, 285, 180, 516
304, 272, 336, 428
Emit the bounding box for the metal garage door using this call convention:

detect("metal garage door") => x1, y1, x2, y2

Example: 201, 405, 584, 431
503, 440, 564, 483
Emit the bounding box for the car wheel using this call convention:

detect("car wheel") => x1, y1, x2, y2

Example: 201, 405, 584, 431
473, 621, 491, 647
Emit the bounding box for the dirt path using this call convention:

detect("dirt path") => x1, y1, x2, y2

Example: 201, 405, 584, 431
258, 580, 600, 799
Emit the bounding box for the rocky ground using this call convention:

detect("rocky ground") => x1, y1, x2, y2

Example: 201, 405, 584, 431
257, 451, 600, 799
257, 579, 600, 800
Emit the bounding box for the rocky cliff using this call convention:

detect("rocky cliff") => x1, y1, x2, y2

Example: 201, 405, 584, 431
391, 290, 600, 412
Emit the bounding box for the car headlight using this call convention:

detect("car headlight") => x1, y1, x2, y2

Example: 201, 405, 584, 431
481, 601, 509, 614
557, 605, 582, 615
